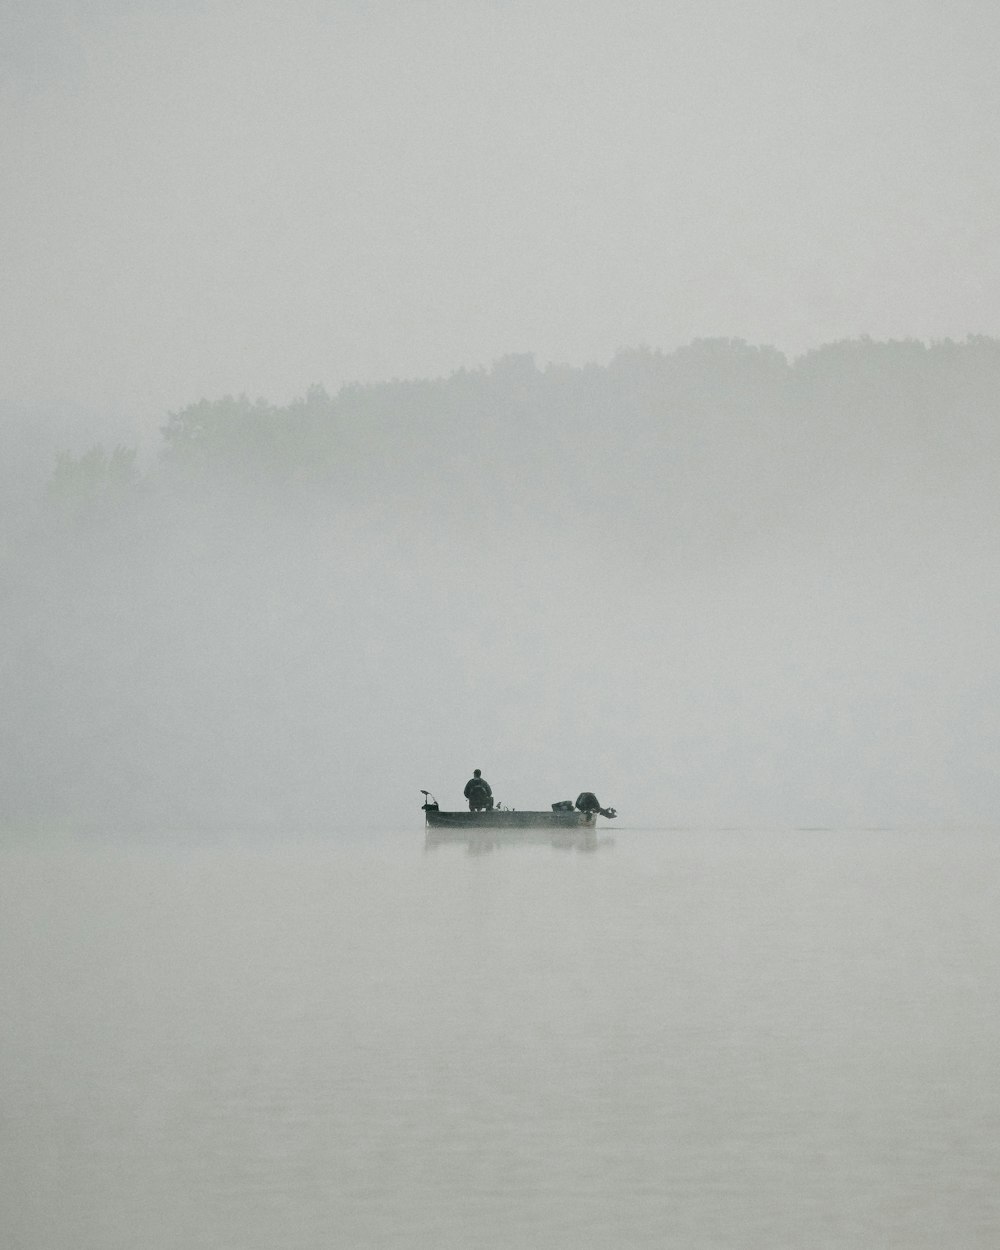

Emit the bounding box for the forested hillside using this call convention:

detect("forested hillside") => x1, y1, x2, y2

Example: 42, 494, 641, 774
5, 337, 999, 832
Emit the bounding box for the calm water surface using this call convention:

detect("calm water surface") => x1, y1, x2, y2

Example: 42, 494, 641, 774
3, 827, 999, 1248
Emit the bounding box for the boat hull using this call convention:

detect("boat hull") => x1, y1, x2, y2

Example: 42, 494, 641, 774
424, 808, 597, 831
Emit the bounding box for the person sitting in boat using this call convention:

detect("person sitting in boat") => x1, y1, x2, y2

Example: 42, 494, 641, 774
576, 791, 617, 819
464, 769, 494, 812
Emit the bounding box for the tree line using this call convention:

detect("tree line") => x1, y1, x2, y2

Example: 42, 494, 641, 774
37, 335, 1000, 552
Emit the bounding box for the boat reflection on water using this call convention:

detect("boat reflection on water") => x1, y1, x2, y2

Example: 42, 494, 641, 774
424, 827, 614, 854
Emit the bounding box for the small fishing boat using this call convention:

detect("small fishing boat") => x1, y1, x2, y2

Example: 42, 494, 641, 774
424, 805, 599, 831
420, 790, 616, 831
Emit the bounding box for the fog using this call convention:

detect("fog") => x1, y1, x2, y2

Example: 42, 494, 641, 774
4, 341, 999, 831
3, 3, 1000, 833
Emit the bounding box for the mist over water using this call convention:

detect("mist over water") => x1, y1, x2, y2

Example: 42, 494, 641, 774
4, 827, 1000, 1249
5, 4, 1000, 832
5, 5, 1000, 1244
4, 341, 1000, 832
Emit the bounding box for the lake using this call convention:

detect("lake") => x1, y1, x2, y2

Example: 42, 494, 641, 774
3, 827, 999, 1248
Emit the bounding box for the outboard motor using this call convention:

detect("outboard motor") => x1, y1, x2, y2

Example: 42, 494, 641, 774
576, 792, 617, 819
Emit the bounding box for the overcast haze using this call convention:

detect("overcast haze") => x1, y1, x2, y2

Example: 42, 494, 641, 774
4, 0, 1000, 421
7, 12, 1000, 1243
3, 2, 1000, 833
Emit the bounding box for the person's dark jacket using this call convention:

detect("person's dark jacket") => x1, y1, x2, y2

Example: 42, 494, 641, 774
465, 776, 493, 802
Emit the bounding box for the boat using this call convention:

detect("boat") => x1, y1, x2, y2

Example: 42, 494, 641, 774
420, 790, 616, 832
424, 805, 600, 831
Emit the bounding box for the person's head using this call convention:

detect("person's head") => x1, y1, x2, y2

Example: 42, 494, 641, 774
473, 769, 481, 777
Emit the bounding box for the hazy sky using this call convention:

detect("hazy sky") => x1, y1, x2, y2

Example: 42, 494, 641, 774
3, 0, 1000, 421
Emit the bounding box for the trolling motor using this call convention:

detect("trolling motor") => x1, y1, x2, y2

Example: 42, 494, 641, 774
420, 789, 439, 812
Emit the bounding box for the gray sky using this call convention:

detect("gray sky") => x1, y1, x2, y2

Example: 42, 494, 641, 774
3, 0, 1000, 422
